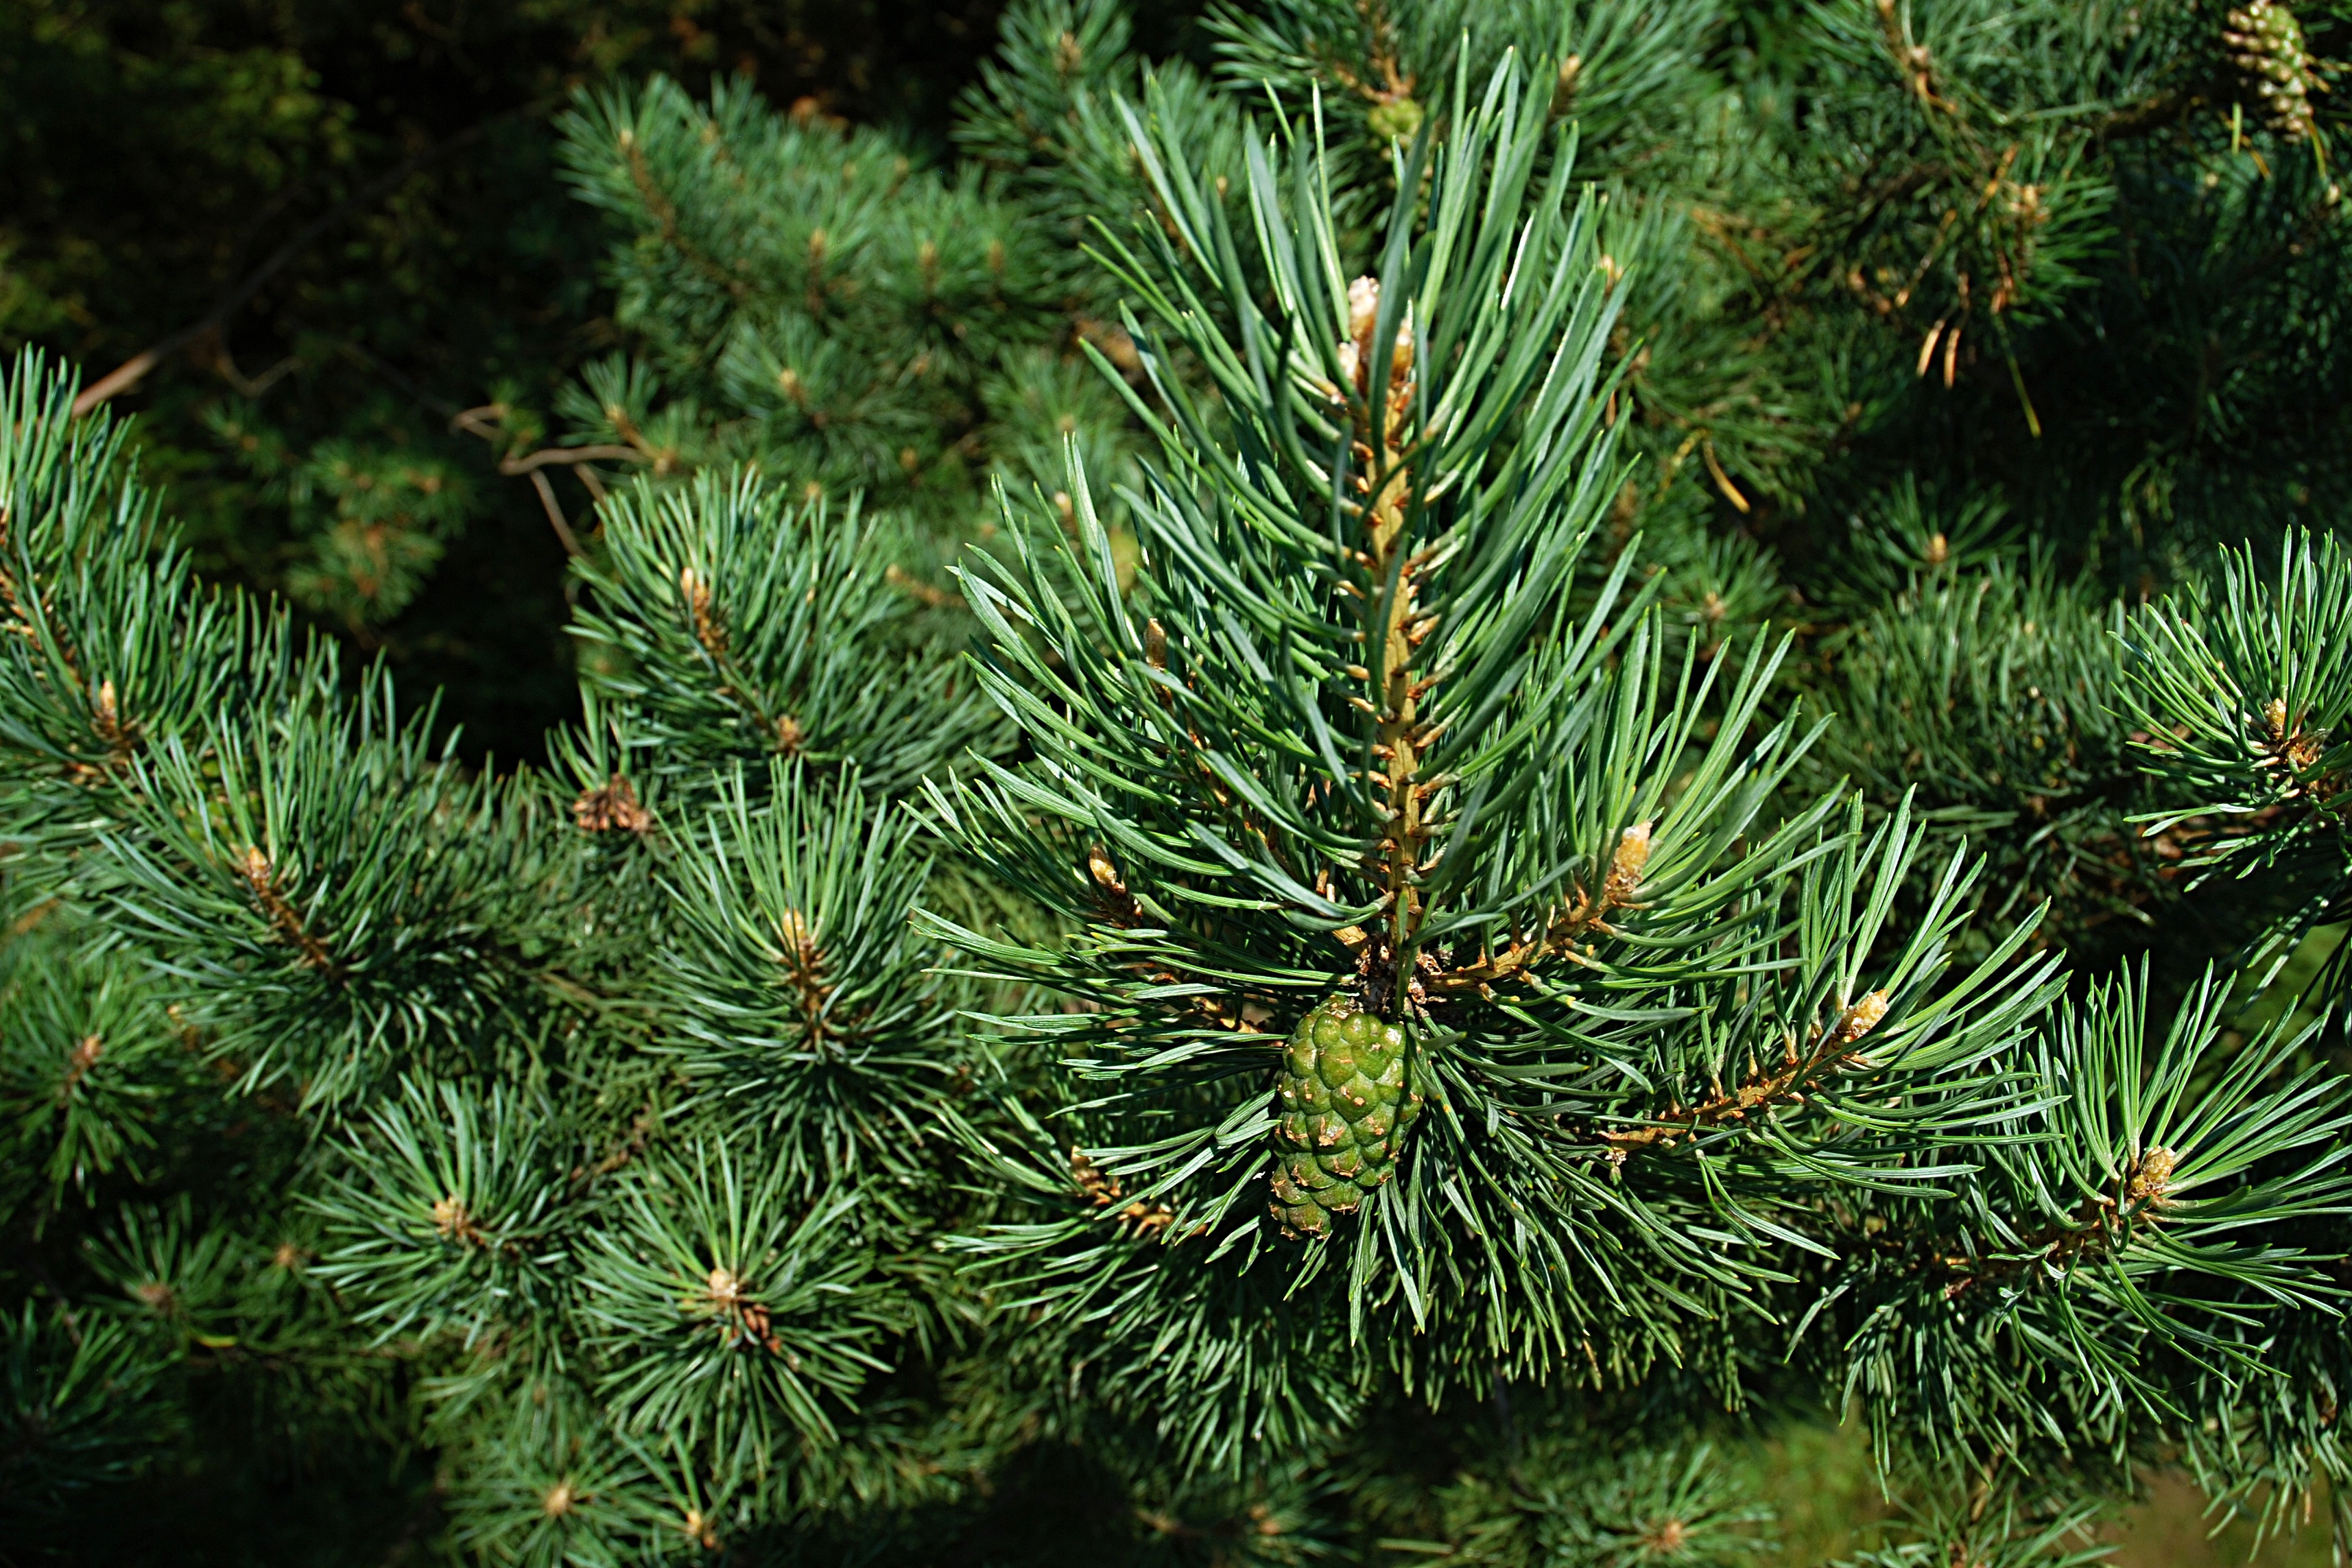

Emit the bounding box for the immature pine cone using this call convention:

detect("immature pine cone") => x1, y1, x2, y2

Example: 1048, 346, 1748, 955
1269, 996, 1424, 1237
2224, 1, 2319, 142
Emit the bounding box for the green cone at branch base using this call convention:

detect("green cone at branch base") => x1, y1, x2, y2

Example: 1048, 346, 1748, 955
1270, 997, 1423, 1237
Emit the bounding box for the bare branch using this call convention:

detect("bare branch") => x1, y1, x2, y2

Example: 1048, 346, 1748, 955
527, 471, 584, 558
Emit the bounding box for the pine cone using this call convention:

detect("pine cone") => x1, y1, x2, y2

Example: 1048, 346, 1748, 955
1268, 996, 1424, 1237
2224, 1, 2319, 142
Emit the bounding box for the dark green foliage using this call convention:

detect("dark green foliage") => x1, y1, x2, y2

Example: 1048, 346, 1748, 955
2, 0, 1028, 763
99, 680, 551, 1106
1425, 1438, 1775, 1567
0, 934, 175, 1209
578, 1149, 896, 1461
316, 1079, 578, 1346
656, 764, 958, 1186
206, 401, 484, 630
2124, 528, 2352, 1011
549, 74, 1140, 568
0, 1305, 175, 1528
1811, 963, 2352, 1464
567, 473, 1003, 800
1808, 555, 2158, 946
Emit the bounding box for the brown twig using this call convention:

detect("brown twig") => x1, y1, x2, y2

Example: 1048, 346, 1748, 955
525, 471, 583, 558
1071, 1147, 1183, 1237
2094, 91, 2193, 143
237, 845, 340, 974
499, 445, 639, 475
1928, 1147, 2178, 1298
449, 406, 644, 554
1597, 989, 1892, 1154
884, 562, 958, 608
1429, 825, 1653, 996
212, 346, 305, 399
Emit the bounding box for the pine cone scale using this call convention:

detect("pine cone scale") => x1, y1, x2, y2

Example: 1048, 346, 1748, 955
1270, 997, 1423, 1237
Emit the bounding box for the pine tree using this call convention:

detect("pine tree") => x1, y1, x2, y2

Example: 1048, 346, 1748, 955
2122, 530, 2352, 1015
8, 2, 2352, 1565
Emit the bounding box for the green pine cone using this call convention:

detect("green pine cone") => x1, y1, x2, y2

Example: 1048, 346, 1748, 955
2225, 1, 2317, 140
1268, 996, 1424, 1238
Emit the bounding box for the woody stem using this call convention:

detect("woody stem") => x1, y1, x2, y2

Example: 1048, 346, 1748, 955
1369, 429, 1423, 1003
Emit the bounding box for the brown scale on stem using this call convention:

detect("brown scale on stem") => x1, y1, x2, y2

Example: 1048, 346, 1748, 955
773, 907, 848, 1052
1340, 0, 1415, 110
1928, 1145, 2180, 1299
2259, 696, 2340, 801
1429, 824, 1654, 997
1098, 288, 1431, 1019
1329, 276, 1630, 1012
0, 541, 139, 781
673, 567, 807, 757
237, 846, 339, 975
58, 1035, 102, 1102
571, 774, 652, 833
431, 1193, 490, 1248
88, 678, 139, 770
1597, 987, 1891, 1155
700, 1266, 789, 1356
1089, 846, 1270, 1036
1087, 846, 1147, 927
1338, 275, 1442, 1009
1071, 1147, 1187, 1238
679, 566, 725, 655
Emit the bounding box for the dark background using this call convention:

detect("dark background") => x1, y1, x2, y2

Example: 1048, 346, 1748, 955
0, 0, 1199, 763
